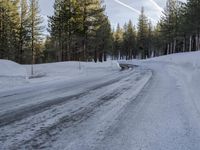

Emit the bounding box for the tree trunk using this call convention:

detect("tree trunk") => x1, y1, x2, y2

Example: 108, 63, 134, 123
99, 52, 103, 62
189, 35, 192, 52
83, 37, 86, 61
103, 51, 106, 62
31, 0, 34, 75
195, 34, 198, 51
198, 33, 200, 50
183, 38, 185, 52
94, 50, 97, 63
83, 1, 87, 61
170, 42, 173, 54
173, 38, 176, 53
167, 43, 170, 55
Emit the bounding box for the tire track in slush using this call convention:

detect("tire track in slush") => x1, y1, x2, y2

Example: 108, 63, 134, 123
0, 75, 127, 127
0, 65, 136, 127
16, 87, 127, 150
1, 64, 143, 150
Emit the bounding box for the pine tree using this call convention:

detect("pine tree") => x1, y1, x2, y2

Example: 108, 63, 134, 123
29, 0, 43, 74
48, 0, 85, 61
152, 24, 164, 56
160, 0, 181, 54
48, 0, 107, 62
185, 0, 200, 51
137, 7, 149, 59
0, 0, 20, 60
18, 0, 30, 63
122, 20, 136, 59
48, 0, 63, 61
94, 16, 112, 62
79, 0, 105, 60
113, 24, 123, 59
0, 0, 7, 58
147, 21, 153, 57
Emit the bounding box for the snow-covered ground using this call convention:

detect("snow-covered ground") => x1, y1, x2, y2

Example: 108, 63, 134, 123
1, 51, 200, 150
0, 60, 120, 92
0, 60, 28, 90
0, 59, 152, 149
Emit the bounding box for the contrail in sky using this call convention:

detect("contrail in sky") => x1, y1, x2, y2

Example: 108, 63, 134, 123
113, 0, 156, 22
148, 0, 164, 12
113, 0, 140, 15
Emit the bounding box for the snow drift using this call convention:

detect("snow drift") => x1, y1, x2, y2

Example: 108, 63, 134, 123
0, 59, 27, 77
0, 60, 28, 91
150, 51, 200, 112
0, 60, 120, 91
25, 61, 119, 79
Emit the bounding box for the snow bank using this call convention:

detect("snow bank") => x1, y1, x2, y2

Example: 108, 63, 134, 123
0, 60, 120, 91
148, 51, 200, 114
0, 59, 27, 77
0, 60, 28, 91
149, 51, 200, 69
148, 51, 200, 88
25, 61, 120, 83
119, 51, 200, 114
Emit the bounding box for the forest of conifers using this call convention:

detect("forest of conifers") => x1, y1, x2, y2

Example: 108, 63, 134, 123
0, 0, 200, 64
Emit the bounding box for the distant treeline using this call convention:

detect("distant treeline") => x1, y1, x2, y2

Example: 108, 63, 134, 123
0, 0, 200, 64
113, 0, 200, 59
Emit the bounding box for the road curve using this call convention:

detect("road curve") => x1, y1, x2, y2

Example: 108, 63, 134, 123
0, 64, 152, 150
95, 62, 200, 150
4, 61, 199, 150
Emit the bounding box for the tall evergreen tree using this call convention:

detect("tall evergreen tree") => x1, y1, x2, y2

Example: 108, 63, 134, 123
147, 21, 153, 57
0, 0, 20, 60
122, 20, 136, 59
94, 16, 112, 62
185, 0, 200, 51
18, 0, 30, 63
137, 7, 149, 59
29, 0, 43, 74
48, 0, 107, 62
160, 0, 181, 54
79, 0, 105, 60
113, 24, 123, 59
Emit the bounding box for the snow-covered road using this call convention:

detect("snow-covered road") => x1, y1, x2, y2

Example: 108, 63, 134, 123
0, 65, 152, 149
1, 52, 200, 150
96, 62, 200, 150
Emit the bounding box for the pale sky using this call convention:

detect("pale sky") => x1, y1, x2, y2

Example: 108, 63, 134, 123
39, 0, 187, 34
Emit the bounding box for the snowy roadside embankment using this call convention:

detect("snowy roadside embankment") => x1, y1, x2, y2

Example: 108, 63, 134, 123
0, 65, 152, 150
0, 59, 154, 149
0, 60, 28, 90
118, 51, 200, 118
0, 60, 27, 77
0, 60, 120, 92
149, 51, 200, 112
25, 61, 120, 83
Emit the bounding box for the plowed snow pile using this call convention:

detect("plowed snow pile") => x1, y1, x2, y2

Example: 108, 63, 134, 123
0, 59, 27, 77
0, 60, 28, 91
0, 60, 119, 91
150, 51, 200, 111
